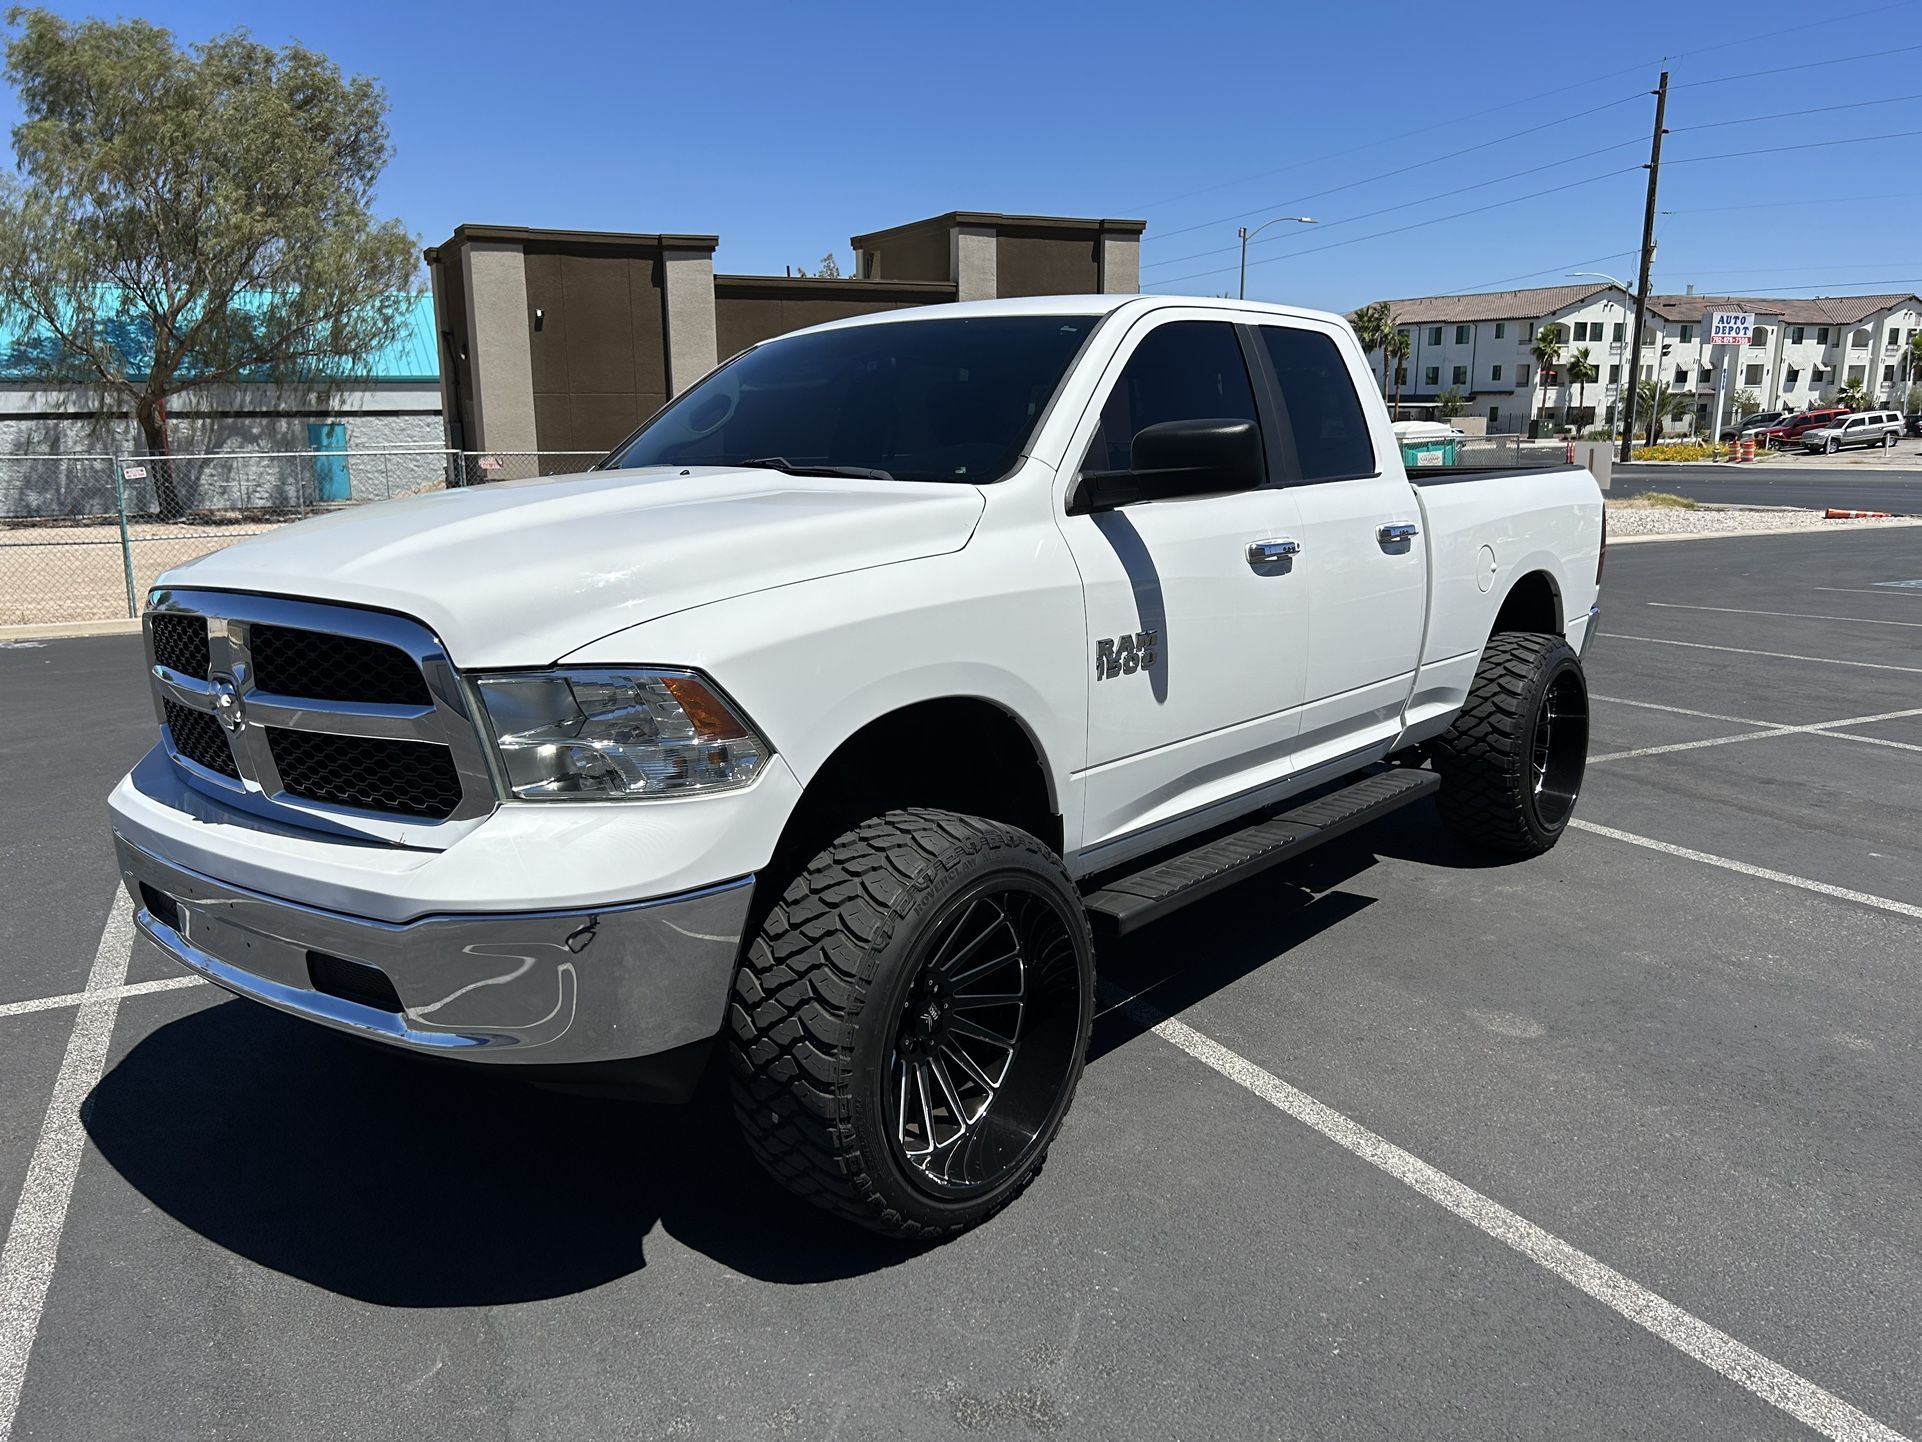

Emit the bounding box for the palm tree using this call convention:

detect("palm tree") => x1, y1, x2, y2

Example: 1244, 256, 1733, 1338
1565, 346, 1598, 428
1838, 379, 1872, 412
1634, 379, 1687, 445
1349, 301, 1396, 396
1387, 328, 1412, 417
1907, 331, 1922, 387
1531, 324, 1564, 426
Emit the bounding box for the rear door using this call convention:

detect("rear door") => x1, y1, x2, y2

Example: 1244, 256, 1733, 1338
1056, 312, 1310, 856
1248, 321, 1427, 773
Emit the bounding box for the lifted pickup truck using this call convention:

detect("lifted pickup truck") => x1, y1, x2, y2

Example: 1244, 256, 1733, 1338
110, 295, 1602, 1238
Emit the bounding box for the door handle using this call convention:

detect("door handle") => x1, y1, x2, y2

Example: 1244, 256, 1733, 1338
1377, 522, 1420, 543
1246, 538, 1301, 566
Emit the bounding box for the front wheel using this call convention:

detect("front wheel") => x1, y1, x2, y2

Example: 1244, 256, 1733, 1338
729, 809, 1094, 1239
1827, 437, 1839, 454
1434, 633, 1589, 856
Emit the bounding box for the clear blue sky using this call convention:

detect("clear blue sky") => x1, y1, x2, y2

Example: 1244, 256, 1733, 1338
5, 0, 1920, 313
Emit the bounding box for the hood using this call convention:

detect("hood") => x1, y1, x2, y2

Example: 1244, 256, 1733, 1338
162, 467, 986, 665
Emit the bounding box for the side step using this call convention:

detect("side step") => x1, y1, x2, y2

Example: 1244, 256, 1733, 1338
1082, 766, 1440, 937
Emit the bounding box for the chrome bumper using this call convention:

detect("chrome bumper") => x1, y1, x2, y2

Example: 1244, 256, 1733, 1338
114, 834, 752, 1065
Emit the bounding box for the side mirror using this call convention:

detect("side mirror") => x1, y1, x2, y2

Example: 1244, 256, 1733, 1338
1069, 418, 1264, 515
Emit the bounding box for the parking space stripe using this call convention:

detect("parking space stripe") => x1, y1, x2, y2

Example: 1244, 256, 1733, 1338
1589, 703, 1922, 765
1569, 820, 1922, 922
0, 891, 135, 1442
1814, 588, 1922, 600
1590, 728, 1794, 764
1592, 694, 1775, 727
1648, 602, 1922, 630
1607, 635, 1922, 676
1128, 1001, 1911, 1442
0, 975, 204, 1023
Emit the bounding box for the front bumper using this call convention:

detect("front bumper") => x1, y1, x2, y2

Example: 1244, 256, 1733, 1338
116, 833, 752, 1065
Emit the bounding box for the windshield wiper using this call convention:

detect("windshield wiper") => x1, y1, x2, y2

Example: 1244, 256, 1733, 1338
736, 456, 896, 481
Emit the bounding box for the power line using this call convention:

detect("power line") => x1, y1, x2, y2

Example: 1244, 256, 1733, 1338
1143, 168, 1642, 291
1141, 136, 1647, 273
1664, 191, 1922, 215
1655, 261, 1922, 278
1142, 90, 1649, 245
1128, 0, 1919, 216
1671, 41, 1922, 88
1445, 249, 1643, 296
1669, 92, 1922, 132
1666, 127, 1922, 165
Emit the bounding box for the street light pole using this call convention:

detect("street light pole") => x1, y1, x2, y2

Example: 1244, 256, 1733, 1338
1237, 215, 1318, 298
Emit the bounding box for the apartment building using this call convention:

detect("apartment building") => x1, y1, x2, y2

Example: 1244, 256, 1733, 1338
1363, 284, 1922, 433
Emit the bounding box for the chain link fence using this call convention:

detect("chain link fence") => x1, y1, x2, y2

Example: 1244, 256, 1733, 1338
0, 448, 605, 628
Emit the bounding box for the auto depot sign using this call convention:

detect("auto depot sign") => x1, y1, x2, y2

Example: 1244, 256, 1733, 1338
1707, 310, 1755, 345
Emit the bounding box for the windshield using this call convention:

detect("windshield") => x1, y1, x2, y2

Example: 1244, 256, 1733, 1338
602, 314, 1098, 482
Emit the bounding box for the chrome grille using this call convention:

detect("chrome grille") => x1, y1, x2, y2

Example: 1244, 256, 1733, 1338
266, 728, 463, 819
142, 589, 495, 836
163, 697, 239, 778
251, 625, 430, 705
151, 613, 211, 680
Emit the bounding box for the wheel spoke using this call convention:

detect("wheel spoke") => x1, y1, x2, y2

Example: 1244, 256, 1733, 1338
915, 1060, 937, 1152
947, 946, 1019, 990
951, 1013, 1017, 1050
894, 1055, 910, 1146
924, 896, 987, 974
949, 990, 1023, 1010
928, 1055, 969, 1138
941, 1040, 1000, 1093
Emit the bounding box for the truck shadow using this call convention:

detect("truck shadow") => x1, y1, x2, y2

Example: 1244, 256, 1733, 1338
82, 823, 1429, 1307
82, 998, 922, 1304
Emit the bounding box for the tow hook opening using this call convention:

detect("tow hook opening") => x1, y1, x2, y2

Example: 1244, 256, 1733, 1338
307, 951, 404, 1014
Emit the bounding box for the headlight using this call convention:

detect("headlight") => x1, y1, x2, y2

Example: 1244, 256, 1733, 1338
475, 669, 769, 800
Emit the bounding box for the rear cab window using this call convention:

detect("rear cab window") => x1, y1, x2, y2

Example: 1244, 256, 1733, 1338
1254, 326, 1376, 482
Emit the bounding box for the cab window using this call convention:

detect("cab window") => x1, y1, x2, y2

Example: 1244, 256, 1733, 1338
1257, 326, 1377, 482
1083, 321, 1260, 474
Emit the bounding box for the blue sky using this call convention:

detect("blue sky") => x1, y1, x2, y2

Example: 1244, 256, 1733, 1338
4, 0, 1920, 313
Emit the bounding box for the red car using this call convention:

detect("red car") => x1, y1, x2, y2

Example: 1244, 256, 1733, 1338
1761, 408, 1850, 447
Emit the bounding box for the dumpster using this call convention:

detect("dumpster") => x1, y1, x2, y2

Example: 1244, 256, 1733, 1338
1392, 421, 1459, 469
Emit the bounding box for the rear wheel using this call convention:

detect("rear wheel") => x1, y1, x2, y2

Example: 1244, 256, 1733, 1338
1434, 633, 1589, 856
729, 809, 1093, 1239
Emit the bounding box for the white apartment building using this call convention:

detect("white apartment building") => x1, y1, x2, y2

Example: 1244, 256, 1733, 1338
1363, 283, 1922, 433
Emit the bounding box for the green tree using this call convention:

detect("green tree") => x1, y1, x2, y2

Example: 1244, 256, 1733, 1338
1634, 378, 1688, 445
1837, 378, 1872, 411
0, 9, 418, 516
1731, 387, 1759, 419
1349, 301, 1396, 396
1386, 327, 1411, 417
813, 252, 843, 279
1565, 345, 1597, 427
1435, 386, 1466, 419
1530, 323, 1564, 425
1906, 330, 1922, 387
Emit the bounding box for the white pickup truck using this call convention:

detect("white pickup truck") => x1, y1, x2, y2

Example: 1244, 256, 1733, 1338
109, 295, 1603, 1238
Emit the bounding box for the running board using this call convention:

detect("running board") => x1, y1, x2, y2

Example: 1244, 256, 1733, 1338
1082, 767, 1440, 937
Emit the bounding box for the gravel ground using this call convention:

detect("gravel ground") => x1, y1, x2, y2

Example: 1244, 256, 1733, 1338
1604, 502, 1922, 537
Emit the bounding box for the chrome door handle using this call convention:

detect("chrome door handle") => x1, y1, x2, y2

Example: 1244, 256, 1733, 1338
1377, 522, 1420, 543
1247, 538, 1301, 566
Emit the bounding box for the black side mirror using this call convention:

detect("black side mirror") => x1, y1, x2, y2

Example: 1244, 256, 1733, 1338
1069, 418, 1263, 514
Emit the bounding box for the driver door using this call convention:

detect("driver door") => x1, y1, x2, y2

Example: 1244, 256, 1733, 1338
1056, 313, 1310, 861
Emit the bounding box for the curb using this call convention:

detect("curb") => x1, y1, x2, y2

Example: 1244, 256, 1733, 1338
1609, 518, 1922, 545
0, 618, 142, 642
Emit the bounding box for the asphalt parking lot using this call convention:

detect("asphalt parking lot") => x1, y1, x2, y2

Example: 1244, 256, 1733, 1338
1620, 456, 1922, 513
3, 526, 1921, 1441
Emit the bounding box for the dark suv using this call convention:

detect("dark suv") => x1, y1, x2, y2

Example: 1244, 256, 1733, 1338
1761, 409, 1849, 447
1719, 411, 1783, 441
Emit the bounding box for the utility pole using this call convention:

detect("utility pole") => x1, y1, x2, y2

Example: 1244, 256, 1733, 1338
1620, 70, 1668, 463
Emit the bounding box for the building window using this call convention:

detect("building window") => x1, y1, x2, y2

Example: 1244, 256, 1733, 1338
1491, 364, 1503, 380
1890, 327, 1901, 347
1699, 367, 1712, 384
1750, 327, 1767, 347
1812, 365, 1829, 383
1488, 406, 1500, 423
1674, 366, 1688, 386
1455, 325, 1470, 344
1452, 365, 1467, 384
1608, 364, 1620, 383
1791, 326, 1805, 344
1427, 327, 1443, 346
1886, 364, 1897, 383
1745, 364, 1764, 386
1517, 365, 1530, 385
1494, 323, 1506, 339
1852, 328, 1870, 348
1818, 327, 1830, 344
1847, 364, 1866, 385
1680, 324, 1694, 343
1786, 366, 1800, 384
1424, 365, 1440, 385
1396, 328, 1410, 344
1613, 323, 1624, 342
1525, 324, 1536, 341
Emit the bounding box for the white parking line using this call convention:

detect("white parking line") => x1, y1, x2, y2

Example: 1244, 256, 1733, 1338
1814, 587, 1922, 600
1569, 819, 1922, 922
1589, 700, 1922, 765
1592, 694, 1773, 727
1130, 1000, 1911, 1442
1648, 602, 1922, 630
0, 891, 135, 1442
0, 975, 204, 1023
1607, 635, 1922, 676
